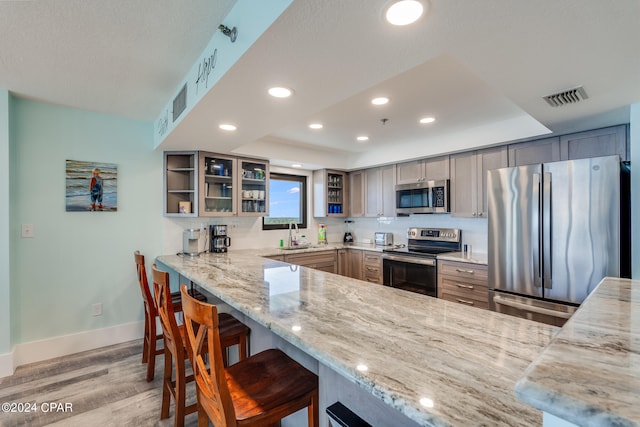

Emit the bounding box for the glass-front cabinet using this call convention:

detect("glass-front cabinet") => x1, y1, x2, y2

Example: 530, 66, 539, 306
200, 153, 235, 216
198, 152, 269, 217
239, 158, 269, 216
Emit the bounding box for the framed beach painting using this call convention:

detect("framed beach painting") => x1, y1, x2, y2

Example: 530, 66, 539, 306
66, 160, 118, 212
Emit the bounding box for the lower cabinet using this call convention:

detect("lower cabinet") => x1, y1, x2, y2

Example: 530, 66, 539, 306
337, 249, 348, 276
437, 260, 488, 309
362, 251, 383, 284
347, 249, 363, 281
284, 250, 337, 273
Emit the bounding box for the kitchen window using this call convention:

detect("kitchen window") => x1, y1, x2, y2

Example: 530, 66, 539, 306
263, 173, 307, 230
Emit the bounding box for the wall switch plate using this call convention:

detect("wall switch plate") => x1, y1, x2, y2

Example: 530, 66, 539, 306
21, 224, 35, 238
91, 303, 103, 316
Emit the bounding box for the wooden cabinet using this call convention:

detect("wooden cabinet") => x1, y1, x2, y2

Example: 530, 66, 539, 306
285, 250, 337, 273
347, 249, 363, 281
362, 251, 383, 284
559, 125, 627, 161
508, 137, 560, 166
349, 170, 365, 217
364, 164, 396, 217
337, 249, 348, 276
199, 153, 269, 217
164, 151, 198, 217
313, 169, 348, 217
450, 146, 507, 218
396, 155, 449, 185
438, 260, 488, 309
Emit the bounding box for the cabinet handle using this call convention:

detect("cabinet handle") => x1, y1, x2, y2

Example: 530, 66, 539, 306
456, 298, 475, 305
472, 213, 477, 217
455, 268, 475, 274
455, 283, 474, 289
478, 212, 484, 217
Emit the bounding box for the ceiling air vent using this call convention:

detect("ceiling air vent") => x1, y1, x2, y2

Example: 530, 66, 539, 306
543, 86, 588, 107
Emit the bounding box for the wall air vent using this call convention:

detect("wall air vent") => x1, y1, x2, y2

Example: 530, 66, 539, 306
173, 84, 187, 122
543, 86, 588, 107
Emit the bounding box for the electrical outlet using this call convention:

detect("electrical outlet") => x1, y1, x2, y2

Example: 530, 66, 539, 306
91, 303, 103, 316
21, 224, 35, 238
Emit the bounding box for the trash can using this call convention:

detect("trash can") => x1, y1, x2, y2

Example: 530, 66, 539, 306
326, 401, 371, 427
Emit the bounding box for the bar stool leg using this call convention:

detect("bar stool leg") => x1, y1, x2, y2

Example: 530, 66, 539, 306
160, 349, 172, 420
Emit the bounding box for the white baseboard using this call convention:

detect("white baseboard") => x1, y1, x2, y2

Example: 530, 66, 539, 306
0, 321, 144, 379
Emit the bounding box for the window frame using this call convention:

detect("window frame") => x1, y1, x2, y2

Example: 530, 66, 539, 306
262, 173, 308, 230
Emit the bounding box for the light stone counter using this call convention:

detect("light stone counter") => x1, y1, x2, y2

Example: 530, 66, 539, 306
515, 277, 640, 426
436, 251, 488, 265
157, 251, 556, 426
254, 241, 385, 257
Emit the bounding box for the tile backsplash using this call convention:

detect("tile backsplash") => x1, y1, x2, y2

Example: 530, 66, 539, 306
163, 214, 488, 256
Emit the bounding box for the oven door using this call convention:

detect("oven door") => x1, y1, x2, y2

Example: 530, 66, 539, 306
382, 254, 437, 297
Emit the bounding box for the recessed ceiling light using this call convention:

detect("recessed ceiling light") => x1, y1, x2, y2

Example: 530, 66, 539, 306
419, 116, 436, 124
219, 124, 237, 131
309, 123, 323, 129
371, 97, 389, 105
268, 86, 293, 98
385, 0, 425, 26
291, 164, 302, 168
357, 136, 369, 142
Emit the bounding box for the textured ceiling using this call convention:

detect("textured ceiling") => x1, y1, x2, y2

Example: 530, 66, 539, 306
2, 0, 639, 169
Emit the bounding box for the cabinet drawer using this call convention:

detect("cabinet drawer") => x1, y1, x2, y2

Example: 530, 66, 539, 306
440, 291, 489, 310
363, 265, 382, 284
438, 261, 488, 281
363, 252, 382, 267
439, 278, 488, 303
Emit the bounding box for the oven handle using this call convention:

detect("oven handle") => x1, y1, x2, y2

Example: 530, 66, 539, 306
382, 254, 436, 267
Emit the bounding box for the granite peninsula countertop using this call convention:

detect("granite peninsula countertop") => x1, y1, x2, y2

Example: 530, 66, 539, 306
157, 251, 556, 426
515, 277, 640, 427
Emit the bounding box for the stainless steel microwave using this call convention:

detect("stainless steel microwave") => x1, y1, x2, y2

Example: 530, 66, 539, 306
395, 180, 450, 214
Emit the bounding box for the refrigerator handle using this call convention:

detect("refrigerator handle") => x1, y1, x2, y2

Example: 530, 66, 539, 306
532, 173, 541, 288
542, 172, 552, 289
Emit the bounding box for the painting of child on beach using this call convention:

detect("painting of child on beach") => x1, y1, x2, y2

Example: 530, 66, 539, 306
65, 160, 118, 212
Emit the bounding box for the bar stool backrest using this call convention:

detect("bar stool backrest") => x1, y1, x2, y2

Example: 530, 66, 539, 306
180, 284, 236, 426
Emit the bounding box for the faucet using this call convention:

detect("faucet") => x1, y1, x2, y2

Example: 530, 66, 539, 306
288, 222, 298, 247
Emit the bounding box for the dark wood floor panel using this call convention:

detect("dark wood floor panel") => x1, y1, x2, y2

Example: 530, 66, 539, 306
0, 340, 199, 427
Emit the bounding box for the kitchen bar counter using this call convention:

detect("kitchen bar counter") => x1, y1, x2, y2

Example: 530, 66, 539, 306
158, 251, 555, 426
515, 277, 640, 426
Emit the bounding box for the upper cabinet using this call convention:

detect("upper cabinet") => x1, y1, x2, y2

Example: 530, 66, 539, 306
450, 146, 508, 218
508, 137, 560, 166
396, 155, 449, 185
164, 151, 198, 217
364, 164, 396, 217
508, 125, 628, 166
559, 125, 628, 161
200, 153, 235, 217
163, 151, 269, 218
349, 170, 365, 217
313, 169, 348, 217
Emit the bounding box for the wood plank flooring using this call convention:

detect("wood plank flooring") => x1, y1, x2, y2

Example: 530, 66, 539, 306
0, 339, 199, 426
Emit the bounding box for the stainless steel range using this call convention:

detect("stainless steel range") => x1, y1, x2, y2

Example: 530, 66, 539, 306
382, 227, 461, 297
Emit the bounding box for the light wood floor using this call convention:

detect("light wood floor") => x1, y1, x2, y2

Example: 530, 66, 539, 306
0, 339, 200, 426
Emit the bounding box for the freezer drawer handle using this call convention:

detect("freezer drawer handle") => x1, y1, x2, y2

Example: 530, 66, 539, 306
493, 295, 572, 319
455, 268, 474, 274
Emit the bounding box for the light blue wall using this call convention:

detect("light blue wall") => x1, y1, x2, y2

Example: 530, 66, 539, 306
631, 104, 639, 278
0, 90, 10, 353
10, 98, 162, 344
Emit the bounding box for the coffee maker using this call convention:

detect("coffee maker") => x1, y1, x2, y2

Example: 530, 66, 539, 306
210, 224, 231, 253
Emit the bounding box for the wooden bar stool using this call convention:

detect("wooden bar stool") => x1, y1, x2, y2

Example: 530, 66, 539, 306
180, 284, 319, 427
153, 265, 250, 427
134, 251, 208, 381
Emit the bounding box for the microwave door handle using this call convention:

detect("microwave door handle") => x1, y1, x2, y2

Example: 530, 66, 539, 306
542, 172, 552, 289
532, 173, 541, 288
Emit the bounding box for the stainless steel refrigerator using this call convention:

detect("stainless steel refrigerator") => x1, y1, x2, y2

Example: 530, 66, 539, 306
487, 155, 622, 326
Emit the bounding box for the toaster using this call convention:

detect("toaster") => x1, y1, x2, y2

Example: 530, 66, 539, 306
374, 232, 393, 246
